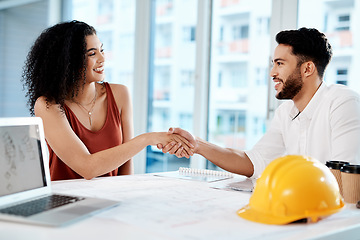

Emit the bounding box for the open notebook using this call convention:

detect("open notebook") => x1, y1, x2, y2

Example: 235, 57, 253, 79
0, 117, 120, 227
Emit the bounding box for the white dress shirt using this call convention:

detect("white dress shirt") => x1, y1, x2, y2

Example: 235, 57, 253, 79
245, 83, 360, 178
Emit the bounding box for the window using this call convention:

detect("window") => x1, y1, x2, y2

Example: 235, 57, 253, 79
255, 67, 268, 86
183, 26, 196, 42
146, 0, 198, 172
218, 71, 223, 87
336, 69, 348, 85
232, 25, 249, 40
213, 110, 246, 147
67, 0, 136, 93
156, 0, 173, 16
256, 17, 270, 35
207, 0, 271, 169
180, 70, 195, 87
179, 113, 193, 129
219, 26, 224, 41
0, 1, 49, 117
298, 0, 359, 92
154, 67, 171, 100
97, 0, 114, 25
336, 14, 350, 31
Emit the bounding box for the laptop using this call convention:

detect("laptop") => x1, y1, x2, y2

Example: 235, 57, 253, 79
0, 117, 120, 227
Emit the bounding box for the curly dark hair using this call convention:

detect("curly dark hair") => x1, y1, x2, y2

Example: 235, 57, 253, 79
276, 27, 332, 79
22, 20, 97, 115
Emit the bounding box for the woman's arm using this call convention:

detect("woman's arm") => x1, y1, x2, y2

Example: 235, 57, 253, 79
35, 97, 193, 180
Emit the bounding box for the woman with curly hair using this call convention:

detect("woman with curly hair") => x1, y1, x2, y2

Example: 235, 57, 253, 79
22, 20, 193, 181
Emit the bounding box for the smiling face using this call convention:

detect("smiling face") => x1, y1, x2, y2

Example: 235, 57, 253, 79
85, 34, 105, 83
270, 44, 303, 100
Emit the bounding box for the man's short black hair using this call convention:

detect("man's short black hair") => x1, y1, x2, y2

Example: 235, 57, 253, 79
276, 27, 332, 79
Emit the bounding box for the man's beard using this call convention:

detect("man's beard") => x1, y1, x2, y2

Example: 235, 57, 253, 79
276, 67, 303, 100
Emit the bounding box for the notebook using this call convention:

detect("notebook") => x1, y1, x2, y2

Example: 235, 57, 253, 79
0, 117, 120, 227
155, 167, 234, 182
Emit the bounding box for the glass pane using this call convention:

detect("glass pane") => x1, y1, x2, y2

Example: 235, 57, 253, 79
208, 0, 271, 169
69, 0, 136, 93
298, 0, 360, 93
0, 1, 49, 117
146, 0, 198, 173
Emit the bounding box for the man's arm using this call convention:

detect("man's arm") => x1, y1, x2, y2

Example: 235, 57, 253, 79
195, 137, 254, 177
330, 95, 360, 163
159, 128, 254, 177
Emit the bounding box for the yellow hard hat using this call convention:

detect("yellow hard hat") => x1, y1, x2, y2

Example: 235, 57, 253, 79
237, 155, 344, 225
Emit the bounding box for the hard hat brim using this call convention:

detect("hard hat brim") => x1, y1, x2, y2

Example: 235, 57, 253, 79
237, 200, 345, 225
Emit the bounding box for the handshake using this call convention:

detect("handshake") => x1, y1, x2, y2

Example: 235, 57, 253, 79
156, 126, 255, 178
157, 127, 198, 159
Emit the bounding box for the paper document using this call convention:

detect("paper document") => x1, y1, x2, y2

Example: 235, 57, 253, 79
210, 177, 255, 192
154, 167, 234, 182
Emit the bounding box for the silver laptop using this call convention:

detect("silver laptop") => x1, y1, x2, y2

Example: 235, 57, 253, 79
0, 117, 120, 227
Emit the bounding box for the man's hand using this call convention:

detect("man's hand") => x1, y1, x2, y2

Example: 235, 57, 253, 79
157, 127, 198, 158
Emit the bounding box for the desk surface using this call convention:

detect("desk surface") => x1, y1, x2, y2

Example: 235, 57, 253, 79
0, 173, 359, 240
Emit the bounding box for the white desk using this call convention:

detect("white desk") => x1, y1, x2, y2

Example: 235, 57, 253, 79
0, 173, 360, 240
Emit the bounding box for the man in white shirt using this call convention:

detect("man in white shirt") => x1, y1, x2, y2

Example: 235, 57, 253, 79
158, 27, 360, 178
